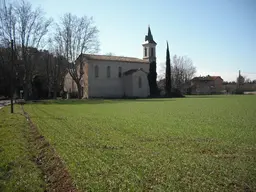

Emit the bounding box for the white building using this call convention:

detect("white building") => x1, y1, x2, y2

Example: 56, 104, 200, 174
64, 27, 157, 98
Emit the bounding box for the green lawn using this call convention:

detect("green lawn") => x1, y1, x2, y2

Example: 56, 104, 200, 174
23, 95, 256, 191
0, 106, 45, 192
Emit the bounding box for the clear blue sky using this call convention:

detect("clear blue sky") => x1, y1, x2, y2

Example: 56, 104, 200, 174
30, 0, 256, 81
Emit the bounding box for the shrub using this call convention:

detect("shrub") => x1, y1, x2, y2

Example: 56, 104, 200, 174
171, 88, 185, 98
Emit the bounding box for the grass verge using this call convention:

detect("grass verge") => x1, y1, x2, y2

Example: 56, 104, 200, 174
21, 105, 77, 192
0, 105, 77, 192
0, 106, 45, 192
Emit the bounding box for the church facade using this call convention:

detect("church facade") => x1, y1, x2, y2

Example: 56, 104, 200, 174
64, 27, 157, 98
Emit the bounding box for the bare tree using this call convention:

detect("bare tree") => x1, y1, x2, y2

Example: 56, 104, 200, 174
106, 52, 115, 56
55, 13, 99, 99
0, 0, 17, 47
0, 0, 17, 111
39, 47, 68, 99
0, 0, 52, 100
0, 47, 11, 97
171, 55, 196, 92
15, 0, 52, 99
158, 54, 196, 94
244, 77, 251, 84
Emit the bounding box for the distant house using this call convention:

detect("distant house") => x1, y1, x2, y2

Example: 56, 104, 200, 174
190, 75, 224, 94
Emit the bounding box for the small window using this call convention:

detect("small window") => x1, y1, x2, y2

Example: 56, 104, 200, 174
138, 77, 142, 88
107, 66, 111, 78
144, 47, 147, 57
118, 67, 122, 78
151, 48, 154, 56
95, 65, 99, 78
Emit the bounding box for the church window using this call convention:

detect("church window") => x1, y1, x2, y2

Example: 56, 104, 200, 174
95, 65, 99, 78
118, 67, 122, 78
138, 77, 142, 88
151, 48, 154, 56
107, 66, 111, 78
144, 47, 147, 57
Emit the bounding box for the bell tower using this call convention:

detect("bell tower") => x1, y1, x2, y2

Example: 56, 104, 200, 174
142, 26, 157, 63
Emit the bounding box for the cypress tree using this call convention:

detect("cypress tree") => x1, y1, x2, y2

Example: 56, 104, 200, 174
165, 41, 171, 97
148, 60, 158, 96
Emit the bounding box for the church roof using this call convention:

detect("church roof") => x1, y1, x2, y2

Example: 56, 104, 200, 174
123, 68, 147, 76
82, 54, 148, 63
144, 26, 157, 44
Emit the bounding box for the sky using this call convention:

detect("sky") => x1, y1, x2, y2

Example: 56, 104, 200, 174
28, 0, 256, 81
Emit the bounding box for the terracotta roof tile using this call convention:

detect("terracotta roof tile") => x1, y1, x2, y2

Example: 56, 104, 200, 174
211, 76, 222, 80
192, 75, 222, 81
82, 54, 148, 63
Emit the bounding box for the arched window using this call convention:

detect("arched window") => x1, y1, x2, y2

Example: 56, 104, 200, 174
95, 65, 99, 78
151, 47, 154, 56
118, 67, 122, 78
144, 47, 147, 57
138, 77, 142, 88
107, 66, 111, 78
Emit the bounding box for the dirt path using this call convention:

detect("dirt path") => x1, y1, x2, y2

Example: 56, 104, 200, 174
21, 105, 78, 192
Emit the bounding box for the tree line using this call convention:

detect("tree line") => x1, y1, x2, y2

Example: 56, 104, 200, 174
0, 0, 197, 103
0, 0, 99, 101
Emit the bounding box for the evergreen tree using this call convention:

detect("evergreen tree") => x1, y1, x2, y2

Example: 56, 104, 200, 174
148, 60, 158, 96
165, 41, 171, 96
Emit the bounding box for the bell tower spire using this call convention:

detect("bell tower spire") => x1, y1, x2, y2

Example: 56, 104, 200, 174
142, 25, 157, 62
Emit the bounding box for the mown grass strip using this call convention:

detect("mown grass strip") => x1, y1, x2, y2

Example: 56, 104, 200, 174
0, 106, 45, 192
21, 105, 77, 192
0, 104, 78, 192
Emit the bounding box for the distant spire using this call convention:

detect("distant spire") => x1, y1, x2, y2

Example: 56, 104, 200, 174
145, 25, 156, 44
148, 26, 153, 39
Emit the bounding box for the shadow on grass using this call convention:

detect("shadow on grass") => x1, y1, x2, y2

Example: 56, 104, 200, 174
28, 98, 176, 105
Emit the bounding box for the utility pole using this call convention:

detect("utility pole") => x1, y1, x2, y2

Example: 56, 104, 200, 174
10, 40, 14, 113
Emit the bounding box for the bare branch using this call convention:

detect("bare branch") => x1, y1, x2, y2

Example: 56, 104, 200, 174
54, 13, 99, 99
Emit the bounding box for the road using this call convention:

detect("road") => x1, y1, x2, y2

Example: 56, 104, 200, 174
0, 100, 11, 110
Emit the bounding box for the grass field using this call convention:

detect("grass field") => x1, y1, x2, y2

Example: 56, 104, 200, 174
19, 96, 256, 191
0, 106, 45, 192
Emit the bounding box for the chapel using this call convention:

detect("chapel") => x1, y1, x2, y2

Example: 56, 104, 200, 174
64, 26, 157, 98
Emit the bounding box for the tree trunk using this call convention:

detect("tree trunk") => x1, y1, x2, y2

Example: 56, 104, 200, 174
53, 79, 57, 99
23, 76, 29, 100
22, 46, 30, 100
53, 90, 57, 99
76, 82, 82, 99
48, 86, 51, 98
78, 86, 82, 99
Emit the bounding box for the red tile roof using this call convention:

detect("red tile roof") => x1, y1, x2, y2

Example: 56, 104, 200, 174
211, 76, 222, 80
192, 75, 223, 81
